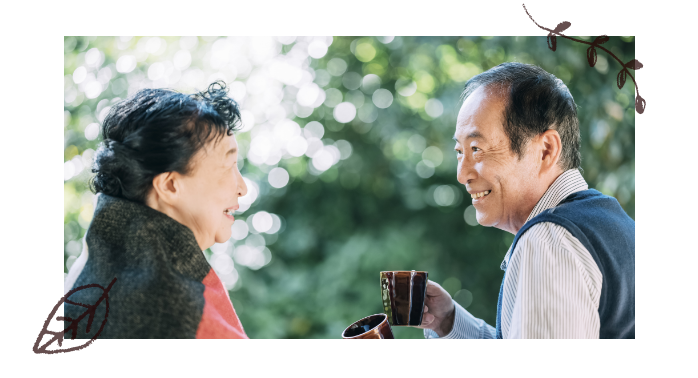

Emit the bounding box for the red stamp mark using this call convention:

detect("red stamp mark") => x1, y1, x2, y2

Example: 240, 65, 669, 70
523, 3, 646, 113
32, 277, 116, 354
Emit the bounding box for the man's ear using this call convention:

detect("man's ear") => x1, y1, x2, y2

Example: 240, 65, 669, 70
151, 171, 179, 206
539, 129, 563, 172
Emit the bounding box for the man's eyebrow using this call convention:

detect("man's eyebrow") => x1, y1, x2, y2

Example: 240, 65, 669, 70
467, 131, 485, 140
453, 131, 486, 142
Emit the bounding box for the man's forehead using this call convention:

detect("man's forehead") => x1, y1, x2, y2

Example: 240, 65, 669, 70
454, 91, 505, 142
454, 124, 485, 142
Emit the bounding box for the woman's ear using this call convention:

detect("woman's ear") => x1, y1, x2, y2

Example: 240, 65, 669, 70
150, 171, 179, 206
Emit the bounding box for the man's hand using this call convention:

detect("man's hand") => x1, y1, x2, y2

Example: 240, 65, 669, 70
417, 280, 456, 337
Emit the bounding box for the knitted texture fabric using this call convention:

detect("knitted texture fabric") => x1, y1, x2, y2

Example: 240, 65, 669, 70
64, 194, 247, 339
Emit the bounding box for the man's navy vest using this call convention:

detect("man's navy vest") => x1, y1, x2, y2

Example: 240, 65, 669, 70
495, 189, 635, 338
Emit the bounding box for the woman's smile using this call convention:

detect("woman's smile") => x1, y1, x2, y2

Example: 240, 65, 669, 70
224, 207, 237, 221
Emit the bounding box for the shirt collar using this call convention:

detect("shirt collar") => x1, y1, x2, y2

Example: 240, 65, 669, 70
500, 169, 588, 271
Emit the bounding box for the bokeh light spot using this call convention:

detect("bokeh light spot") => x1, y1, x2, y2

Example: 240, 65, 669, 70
73, 66, 87, 84
303, 121, 325, 139
464, 205, 479, 226
395, 78, 417, 96
312, 149, 334, 172
415, 160, 435, 179
372, 89, 393, 109
308, 41, 329, 59
116, 55, 137, 73
287, 136, 308, 157
361, 74, 381, 94
333, 102, 357, 123
342, 72, 362, 90
407, 134, 427, 153
252, 211, 273, 233
84, 123, 100, 141
173, 50, 192, 71
454, 289, 473, 308
434, 185, 456, 206
334, 140, 353, 160
355, 41, 377, 62
231, 220, 249, 240
422, 146, 444, 166
425, 98, 444, 118
268, 167, 290, 188
327, 58, 347, 76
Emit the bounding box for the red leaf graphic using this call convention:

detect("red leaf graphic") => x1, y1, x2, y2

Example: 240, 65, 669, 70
617, 69, 627, 89
635, 95, 646, 114
624, 59, 643, 70
592, 35, 610, 45
553, 21, 572, 34
547, 32, 557, 51
587, 46, 597, 67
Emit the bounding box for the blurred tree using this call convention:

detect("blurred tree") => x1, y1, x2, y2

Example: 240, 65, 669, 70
64, 36, 635, 338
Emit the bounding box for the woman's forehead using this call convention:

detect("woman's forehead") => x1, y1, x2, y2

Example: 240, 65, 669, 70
210, 133, 238, 154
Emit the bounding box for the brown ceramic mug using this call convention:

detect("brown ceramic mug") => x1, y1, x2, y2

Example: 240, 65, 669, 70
380, 271, 428, 326
342, 313, 395, 339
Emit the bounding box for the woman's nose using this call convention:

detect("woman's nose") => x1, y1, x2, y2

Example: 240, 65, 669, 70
237, 172, 248, 198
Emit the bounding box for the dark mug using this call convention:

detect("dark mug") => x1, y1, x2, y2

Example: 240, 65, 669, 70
342, 313, 394, 339
380, 271, 428, 326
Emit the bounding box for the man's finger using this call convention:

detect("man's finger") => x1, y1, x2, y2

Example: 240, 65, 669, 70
426, 280, 443, 295
423, 305, 429, 313
420, 312, 435, 327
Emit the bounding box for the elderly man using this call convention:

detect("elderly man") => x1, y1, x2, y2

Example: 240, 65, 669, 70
419, 62, 634, 339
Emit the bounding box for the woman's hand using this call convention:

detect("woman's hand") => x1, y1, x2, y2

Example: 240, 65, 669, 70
417, 280, 456, 337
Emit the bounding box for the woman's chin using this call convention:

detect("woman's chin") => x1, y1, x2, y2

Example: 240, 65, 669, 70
214, 231, 232, 245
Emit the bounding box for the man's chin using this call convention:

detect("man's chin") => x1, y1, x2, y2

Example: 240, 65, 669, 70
475, 213, 495, 227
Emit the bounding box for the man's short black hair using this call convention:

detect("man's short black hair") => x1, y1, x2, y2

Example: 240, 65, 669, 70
461, 62, 581, 170
90, 81, 242, 203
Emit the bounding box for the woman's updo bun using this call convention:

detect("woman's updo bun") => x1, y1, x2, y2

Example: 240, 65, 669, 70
90, 81, 242, 203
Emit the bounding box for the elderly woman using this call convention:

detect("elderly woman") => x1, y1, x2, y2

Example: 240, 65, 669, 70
64, 81, 249, 338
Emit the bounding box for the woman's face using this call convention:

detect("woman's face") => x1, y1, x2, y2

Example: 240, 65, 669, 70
175, 133, 247, 250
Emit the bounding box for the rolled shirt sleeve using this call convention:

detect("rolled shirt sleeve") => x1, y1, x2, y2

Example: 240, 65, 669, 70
424, 300, 495, 339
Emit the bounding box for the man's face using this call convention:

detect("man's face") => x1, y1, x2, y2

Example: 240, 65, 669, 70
175, 133, 247, 249
453, 87, 541, 233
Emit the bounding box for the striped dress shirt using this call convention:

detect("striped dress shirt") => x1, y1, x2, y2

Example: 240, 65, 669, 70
425, 169, 603, 339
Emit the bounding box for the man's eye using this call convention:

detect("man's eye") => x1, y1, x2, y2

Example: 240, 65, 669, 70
456, 149, 463, 155
472, 146, 481, 152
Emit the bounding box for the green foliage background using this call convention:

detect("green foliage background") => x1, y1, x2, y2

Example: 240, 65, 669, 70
64, 36, 635, 338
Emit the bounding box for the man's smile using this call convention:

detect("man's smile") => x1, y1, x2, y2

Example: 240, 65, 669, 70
469, 190, 491, 199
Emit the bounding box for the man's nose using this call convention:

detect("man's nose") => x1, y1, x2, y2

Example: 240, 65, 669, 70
457, 157, 477, 185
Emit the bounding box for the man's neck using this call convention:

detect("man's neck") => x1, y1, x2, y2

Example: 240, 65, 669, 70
507, 169, 564, 234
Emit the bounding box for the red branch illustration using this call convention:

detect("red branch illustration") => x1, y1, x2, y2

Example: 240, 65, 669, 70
523, 4, 645, 114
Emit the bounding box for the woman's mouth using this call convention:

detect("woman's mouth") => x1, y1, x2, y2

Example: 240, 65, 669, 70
224, 208, 236, 220
471, 190, 491, 200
